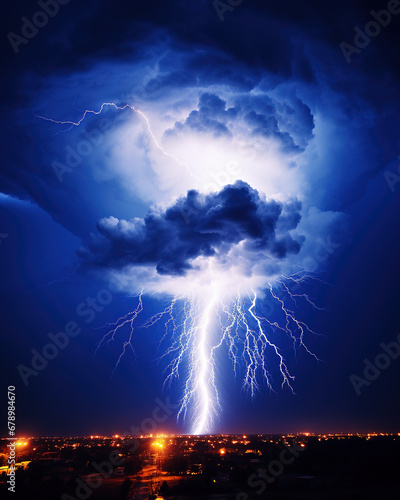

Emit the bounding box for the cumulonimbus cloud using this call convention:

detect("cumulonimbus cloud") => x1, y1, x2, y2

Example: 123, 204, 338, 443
80, 181, 303, 278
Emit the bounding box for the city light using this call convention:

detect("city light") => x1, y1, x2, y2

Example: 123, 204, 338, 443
152, 441, 164, 449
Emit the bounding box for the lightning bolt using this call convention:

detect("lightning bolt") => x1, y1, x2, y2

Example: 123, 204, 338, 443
40, 103, 323, 434
97, 275, 322, 435
187, 286, 219, 435
36, 102, 199, 180
95, 291, 143, 377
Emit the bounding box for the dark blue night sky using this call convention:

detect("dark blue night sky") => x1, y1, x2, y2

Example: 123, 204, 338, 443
1, 0, 400, 437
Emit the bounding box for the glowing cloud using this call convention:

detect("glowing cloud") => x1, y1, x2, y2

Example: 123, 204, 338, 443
82, 179, 323, 434
34, 50, 349, 434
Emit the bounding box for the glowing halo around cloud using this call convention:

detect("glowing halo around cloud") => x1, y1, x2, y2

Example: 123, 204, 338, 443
76, 164, 330, 435
37, 53, 349, 434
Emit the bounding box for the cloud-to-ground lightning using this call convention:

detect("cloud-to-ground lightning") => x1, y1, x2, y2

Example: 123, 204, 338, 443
97, 276, 322, 435
40, 102, 323, 436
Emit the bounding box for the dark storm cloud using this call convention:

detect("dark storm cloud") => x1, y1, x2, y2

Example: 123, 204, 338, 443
233, 93, 314, 150
1, 0, 400, 235
274, 98, 315, 148
4, 0, 399, 99
166, 91, 305, 152
243, 110, 300, 152
166, 92, 237, 137
81, 181, 302, 276
145, 49, 261, 97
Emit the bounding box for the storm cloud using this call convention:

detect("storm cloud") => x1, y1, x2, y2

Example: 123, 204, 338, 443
166, 92, 237, 138
166, 91, 308, 152
81, 181, 303, 276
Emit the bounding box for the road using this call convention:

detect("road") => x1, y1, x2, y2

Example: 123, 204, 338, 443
131, 464, 161, 499
80, 463, 165, 499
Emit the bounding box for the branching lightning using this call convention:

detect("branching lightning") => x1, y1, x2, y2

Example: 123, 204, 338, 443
97, 275, 322, 435
95, 291, 144, 376
40, 102, 324, 435
36, 102, 199, 180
